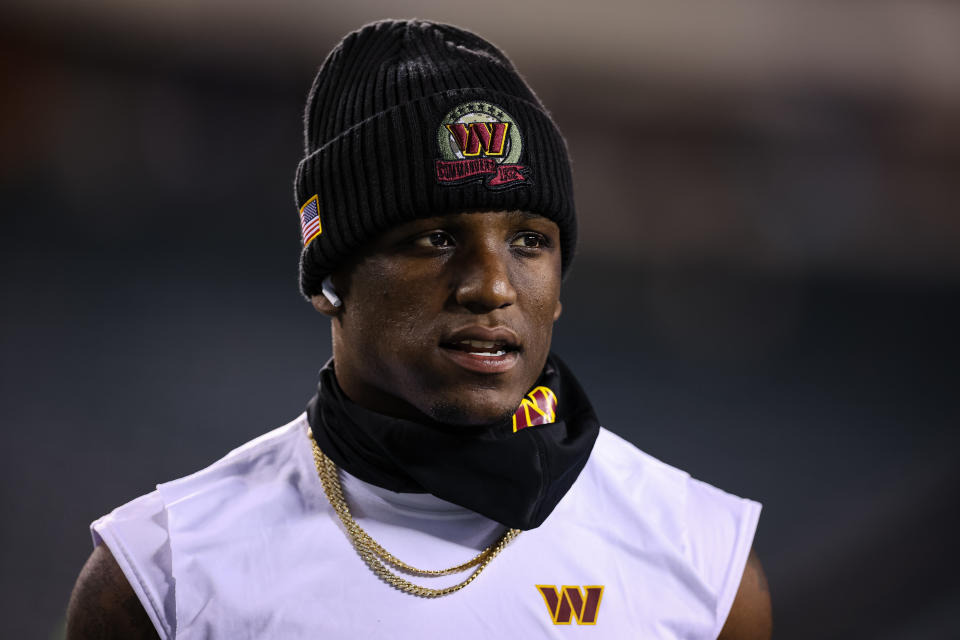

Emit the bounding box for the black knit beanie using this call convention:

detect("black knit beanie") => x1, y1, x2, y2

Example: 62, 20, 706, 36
294, 19, 576, 297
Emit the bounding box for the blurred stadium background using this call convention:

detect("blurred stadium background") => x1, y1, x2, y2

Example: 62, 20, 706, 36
1, 1, 958, 637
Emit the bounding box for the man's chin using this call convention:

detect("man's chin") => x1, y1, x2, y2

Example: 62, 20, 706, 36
425, 396, 519, 428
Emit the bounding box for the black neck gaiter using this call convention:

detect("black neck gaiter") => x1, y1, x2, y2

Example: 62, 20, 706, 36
306, 353, 600, 530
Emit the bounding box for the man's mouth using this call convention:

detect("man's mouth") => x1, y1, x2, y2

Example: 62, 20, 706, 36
439, 328, 521, 373
443, 339, 516, 357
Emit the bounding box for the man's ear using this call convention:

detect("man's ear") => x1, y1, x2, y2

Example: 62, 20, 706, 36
553, 299, 563, 322
311, 293, 340, 317
311, 274, 344, 316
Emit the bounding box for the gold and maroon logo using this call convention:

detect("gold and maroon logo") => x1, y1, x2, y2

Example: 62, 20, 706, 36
512, 386, 557, 433
537, 585, 605, 625
435, 101, 529, 190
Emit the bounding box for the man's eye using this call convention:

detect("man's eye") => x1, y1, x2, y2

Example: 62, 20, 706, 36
414, 231, 455, 249
510, 232, 547, 249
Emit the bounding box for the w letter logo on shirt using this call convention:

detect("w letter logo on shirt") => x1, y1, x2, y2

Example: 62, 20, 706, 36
537, 585, 604, 625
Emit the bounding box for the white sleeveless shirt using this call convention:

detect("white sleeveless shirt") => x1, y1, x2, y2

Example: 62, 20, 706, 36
92, 415, 760, 639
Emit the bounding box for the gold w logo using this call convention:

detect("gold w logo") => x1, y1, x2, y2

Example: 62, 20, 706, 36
537, 585, 604, 625
446, 122, 510, 157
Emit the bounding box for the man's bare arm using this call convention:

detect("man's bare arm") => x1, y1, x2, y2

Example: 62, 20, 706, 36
66, 544, 160, 640
718, 548, 773, 640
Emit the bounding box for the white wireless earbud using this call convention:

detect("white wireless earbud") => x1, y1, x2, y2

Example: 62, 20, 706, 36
321, 275, 342, 308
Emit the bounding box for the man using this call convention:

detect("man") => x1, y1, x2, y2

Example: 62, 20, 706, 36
67, 19, 771, 638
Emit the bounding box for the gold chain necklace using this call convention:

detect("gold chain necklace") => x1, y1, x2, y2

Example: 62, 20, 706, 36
308, 429, 521, 597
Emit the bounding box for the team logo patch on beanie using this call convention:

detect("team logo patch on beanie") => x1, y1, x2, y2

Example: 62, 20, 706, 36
299, 194, 322, 248
435, 101, 530, 190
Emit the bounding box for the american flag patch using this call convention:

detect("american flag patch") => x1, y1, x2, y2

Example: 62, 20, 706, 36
299, 195, 322, 247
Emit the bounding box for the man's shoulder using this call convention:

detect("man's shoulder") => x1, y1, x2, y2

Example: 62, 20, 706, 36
93, 413, 309, 532
91, 412, 313, 581
582, 427, 694, 512
586, 427, 759, 516
189, 413, 309, 475
156, 413, 310, 501
578, 427, 760, 563
577, 426, 764, 637
590, 427, 691, 478
84, 414, 318, 639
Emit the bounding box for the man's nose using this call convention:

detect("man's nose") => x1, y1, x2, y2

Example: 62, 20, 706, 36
453, 245, 518, 313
